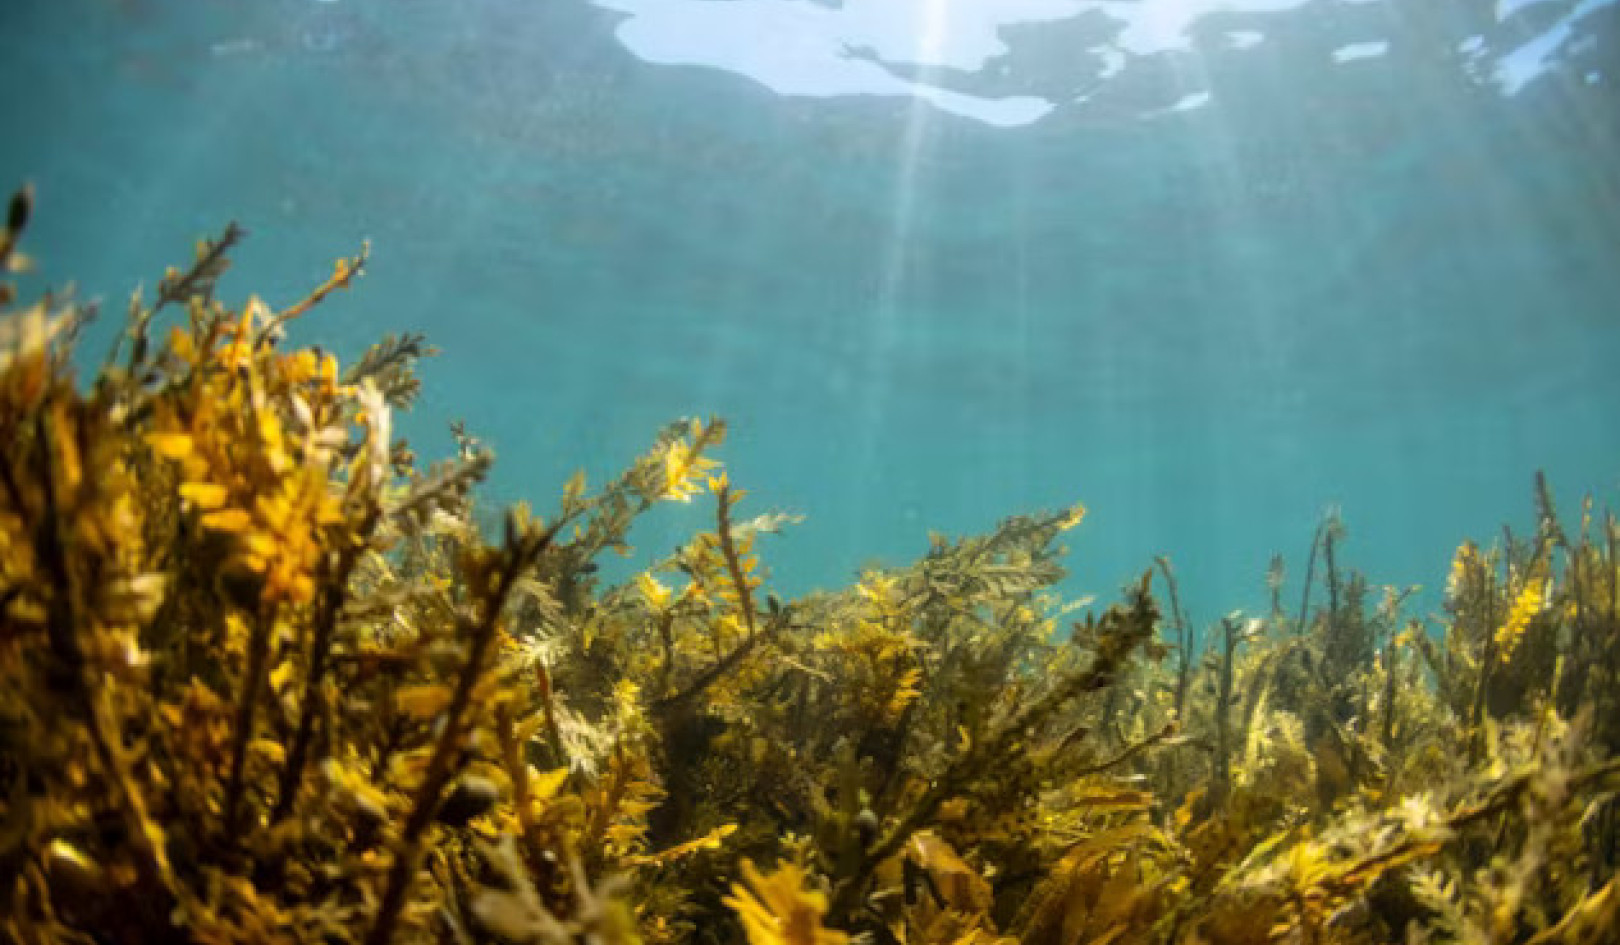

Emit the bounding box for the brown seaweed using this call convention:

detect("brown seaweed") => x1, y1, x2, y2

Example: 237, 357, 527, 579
1, 190, 1616, 945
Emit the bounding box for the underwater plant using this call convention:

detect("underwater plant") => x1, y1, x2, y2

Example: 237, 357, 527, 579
1, 185, 1617, 945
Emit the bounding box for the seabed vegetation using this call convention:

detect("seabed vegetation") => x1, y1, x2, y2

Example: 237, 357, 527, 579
1, 184, 1618, 945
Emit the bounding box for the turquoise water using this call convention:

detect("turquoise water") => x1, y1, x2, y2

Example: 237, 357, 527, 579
3, 0, 1618, 619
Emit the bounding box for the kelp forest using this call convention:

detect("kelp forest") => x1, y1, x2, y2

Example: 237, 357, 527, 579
2, 186, 1617, 945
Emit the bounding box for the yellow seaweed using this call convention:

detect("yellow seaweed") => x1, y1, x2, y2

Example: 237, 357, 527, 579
1, 187, 1617, 945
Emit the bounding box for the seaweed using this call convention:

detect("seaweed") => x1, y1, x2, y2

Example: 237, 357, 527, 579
1, 188, 1617, 945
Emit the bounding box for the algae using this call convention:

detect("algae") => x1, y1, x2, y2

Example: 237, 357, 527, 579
0, 187, 1616, 945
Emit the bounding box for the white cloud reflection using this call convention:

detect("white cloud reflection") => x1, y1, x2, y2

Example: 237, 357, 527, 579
1495, 0, 1615, 93
1331, 40, 1388, 63
590, 0, 1616, 125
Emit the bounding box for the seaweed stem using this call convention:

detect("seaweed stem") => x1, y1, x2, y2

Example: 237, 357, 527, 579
1076, 719, 1179, 776
271, 501, 382, 823
1295, 516, 1329, 636
1155, 555, 1192, 718
1212, 614, 1240, 810
365, 520, 549, 945
223, 603, 276, 841
715, 483, 757, 640
262, 239, 369, 342
654, 485, 772, 713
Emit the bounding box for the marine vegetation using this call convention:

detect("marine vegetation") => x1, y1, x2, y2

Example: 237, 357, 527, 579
1, 184, 1617, 945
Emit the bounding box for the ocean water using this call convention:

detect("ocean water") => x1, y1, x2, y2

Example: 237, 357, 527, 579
2, 0, 1617, 621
